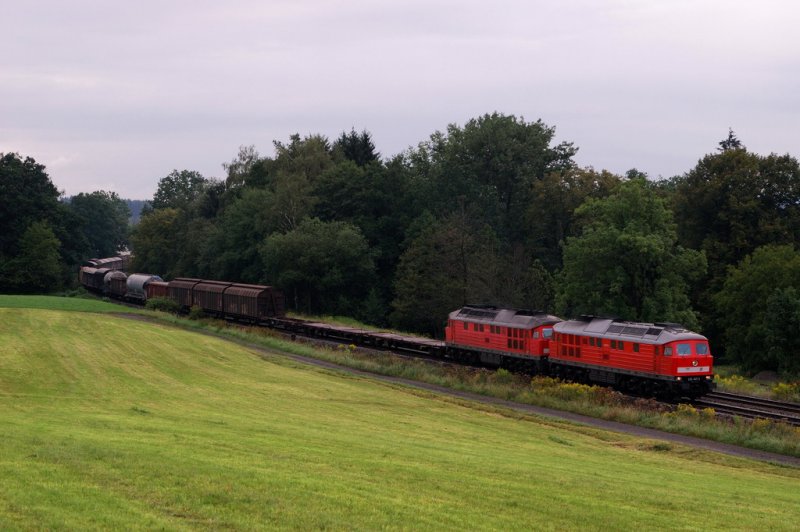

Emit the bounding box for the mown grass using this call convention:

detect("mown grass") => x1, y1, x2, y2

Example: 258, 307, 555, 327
4, 296, 800, 453
1, 308, 800, 529
0, 294, 143, 314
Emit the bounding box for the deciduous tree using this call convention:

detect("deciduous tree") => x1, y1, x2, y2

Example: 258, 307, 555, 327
68, 191, 130, 257
260, 218, 376, 317
714, 245, 800, 372
557, 179, 705, 328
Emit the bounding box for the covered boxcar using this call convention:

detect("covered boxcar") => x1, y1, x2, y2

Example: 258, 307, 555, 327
146, 280, 169, 300
193, 280, 233, 316
80, 267, 110, 292
551, 317, 715, 397
104, 270, 128, 298
222, 283, 286, 321
93, 257, 123, 271
168, 278, 203, 309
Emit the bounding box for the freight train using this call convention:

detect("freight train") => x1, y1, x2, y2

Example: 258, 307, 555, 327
78, 254, 715, 398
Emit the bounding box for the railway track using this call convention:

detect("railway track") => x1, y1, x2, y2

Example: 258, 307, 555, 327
690, 391, 800, 426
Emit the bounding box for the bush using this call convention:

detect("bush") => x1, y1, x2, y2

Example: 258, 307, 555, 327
188, 305, 204, 320
146, 297, 180, 314
772, 382, 800, 402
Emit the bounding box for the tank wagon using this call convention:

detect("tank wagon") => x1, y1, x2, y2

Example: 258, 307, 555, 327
126, 274, 164, 302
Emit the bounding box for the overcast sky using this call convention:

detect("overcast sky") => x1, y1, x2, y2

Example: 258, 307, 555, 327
2, 1, 798, 199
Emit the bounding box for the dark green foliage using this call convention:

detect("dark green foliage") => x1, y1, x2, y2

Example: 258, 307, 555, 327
0, 153, 90, 292
145, 296, 180, 314
718, 128, 743, 151
390, 211, 502, 334
407, 113, 578, 243
557, 179, 705, 327
151, 169, 208, 211
714, 245, 800, 373
68, 191, 130, 257
129, 208, 182, 278
260, 218, 376, 316
0, 153, 62, 258
1, 221, 63, 293
673, 147, 800, 285
526, 167, 620, 270
188, 305, 204, 320
763, 288, 800, 375
333, 129, 380, 167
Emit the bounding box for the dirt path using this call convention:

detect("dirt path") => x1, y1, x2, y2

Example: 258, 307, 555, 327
119, 313, 800, 468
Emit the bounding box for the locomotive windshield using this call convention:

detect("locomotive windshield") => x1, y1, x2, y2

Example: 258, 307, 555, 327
696, 343, 709, 355
676, 343, 692, 356
542, 328, 553, 339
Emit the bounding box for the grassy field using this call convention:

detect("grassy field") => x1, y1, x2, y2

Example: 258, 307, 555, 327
0, 294, 141, 314
0, 304, 799, 529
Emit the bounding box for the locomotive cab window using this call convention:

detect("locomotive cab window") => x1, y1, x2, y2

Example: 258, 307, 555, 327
696, 343, 709, 355
543, 329, 553, 339
533, 331, 540, 339
663, 346, 672, 356
677, 343, 691, 356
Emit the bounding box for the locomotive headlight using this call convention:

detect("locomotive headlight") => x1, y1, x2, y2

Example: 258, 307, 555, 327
676, 377, 682, 381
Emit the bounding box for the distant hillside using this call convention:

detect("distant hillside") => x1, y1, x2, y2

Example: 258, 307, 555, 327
125, 199, 148, 224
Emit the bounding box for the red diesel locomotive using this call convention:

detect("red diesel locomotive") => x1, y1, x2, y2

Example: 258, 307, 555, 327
444, 306, 714, 397
445, 306, 562, 373
551, 317, 714, 397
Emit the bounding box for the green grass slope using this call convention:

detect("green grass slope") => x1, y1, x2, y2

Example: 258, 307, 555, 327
1, 308, 799, 530
0, 294, 139, 313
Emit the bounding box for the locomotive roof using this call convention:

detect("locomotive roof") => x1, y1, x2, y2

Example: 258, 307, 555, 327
553, 317, 707, 343
449, 306, 561, 329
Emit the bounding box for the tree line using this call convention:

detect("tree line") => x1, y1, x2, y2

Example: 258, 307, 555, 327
2, 116, 799, 375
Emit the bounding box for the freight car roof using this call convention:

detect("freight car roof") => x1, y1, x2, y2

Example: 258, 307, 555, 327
169, 278, 204, 289
448, 306, 561, 329
194, 281, 233, 293
554, 317, 707, 343
225, 284, 274, 298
